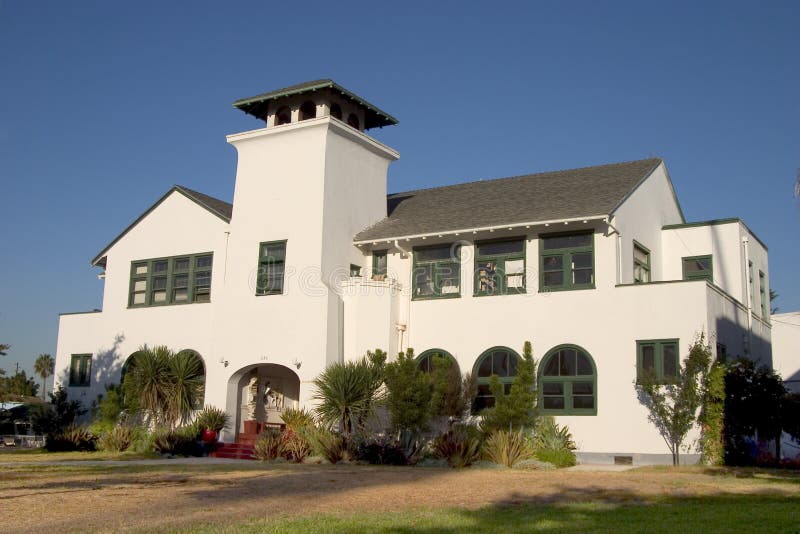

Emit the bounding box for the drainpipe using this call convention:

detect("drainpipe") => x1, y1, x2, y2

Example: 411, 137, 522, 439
605, 217, 622, 285
394, 240, 411, 355
742, 236, 753, 354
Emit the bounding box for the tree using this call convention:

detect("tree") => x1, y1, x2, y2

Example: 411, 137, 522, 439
429, 355, 476, 421
0, 370, 40, 400
698, 358, 725, 465
637, 334, 711, 466
769, 289, 779, 315
34, 354, 55, 401
480, 341, 538, 433
32, 386, 85, 435
0, 344, 9, 356
312, 351, 385, 446
384, 348, 431, 436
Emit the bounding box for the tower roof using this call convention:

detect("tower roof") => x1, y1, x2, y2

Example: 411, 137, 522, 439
232, 79, 398, 130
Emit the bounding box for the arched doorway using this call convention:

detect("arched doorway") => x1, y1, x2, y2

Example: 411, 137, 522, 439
225, 363, 301, 442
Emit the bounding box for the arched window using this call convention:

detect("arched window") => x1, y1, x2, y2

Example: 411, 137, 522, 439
472, 346, 520, 412
416, 349, 459, 374
539, 344, 596, 415
275, 106, 291, 126
330, 102, 343, 120
299, 100, 316, 121
346, 113, 360, 130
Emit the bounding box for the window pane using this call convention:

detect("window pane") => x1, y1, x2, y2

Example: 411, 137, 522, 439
543, 255, 563, 271
559, 349, 577, 376
438, 263, 460, 294
373, 252, 387, 275
542, 233, 592, 250
196, 255, 213, 268
152, 291, 167, 303
641, 345, 655, 372
173, 288, 188, 302
152, 277, 167, 290
133, 279, 147, 292
663, 343, 678, 378
416, 244, 455, 262
413, 264, 435, 297
572, 252, 592, 269
260, 243, 285, 261
683, 257, 711, 277
576, 352, 592, 375
132, 293, 146, 305
195, 272, 211, 287
572, 395, 595, 409
543, 271, 564, 287
633, 245, 648, 264
572, 382, 593, 395
134, 264, 148, 275
476, 261, 498, 293
507, 355, 518, 376
174, 258, 190, 271
194, 290, 210, 303
505, 259, 525, 289
543, 397, 565, 410
493, 351, 509, 377
543, 355, 560, 376
478, 356, 493, 377
477, 239, 524, 256
573, 268, 593, 285
153, 261, 168, 273
173, 275, 188, 288
543, 383, 563, 395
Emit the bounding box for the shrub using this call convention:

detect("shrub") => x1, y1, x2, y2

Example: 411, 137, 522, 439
32, 386, 85, 437
432, 425, 482, 468
195, 406, 230, 432
253, 428, 285, 462
480, 341, 538, 433
280, 407, 315, 431
384, 348, 432, 435
282, 428, 311, 463
355, 435, 413, 465
304, 427, 348, 464
483, 430, 532, 467
153, 424, 201, 456
530, 417, 576, 468
97, 425, 136, 452
46, 424, 96, 452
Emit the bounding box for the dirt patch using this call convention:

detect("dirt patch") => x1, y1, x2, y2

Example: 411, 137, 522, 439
2, 463, 798, 532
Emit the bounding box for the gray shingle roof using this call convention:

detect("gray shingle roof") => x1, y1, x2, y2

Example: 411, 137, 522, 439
354, 158, 663, 242
175, 185, 233, 221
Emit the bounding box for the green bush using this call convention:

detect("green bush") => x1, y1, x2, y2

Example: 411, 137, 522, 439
432, 425, 482, 468
153, 424, 201, 456
253, 428, 285, 462
483, 430, 532, 467
280, 407, 316, 431
304, 427, 348, 464
480, 341, 538, 433
530, 417, 576, 468
46, 424, 96, 452
97, 425, 137, 452
282, 428, 311, 463
194, 406, 230, 432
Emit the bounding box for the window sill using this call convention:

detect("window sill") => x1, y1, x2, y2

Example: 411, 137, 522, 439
68, 384, 91, 388
473, 289, 527, 297
540, 409, 597, 416
412, 294, 461, 301
539, 284, 595, 293
128, 300, 211, 309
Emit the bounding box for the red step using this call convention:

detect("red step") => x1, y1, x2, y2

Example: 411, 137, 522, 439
210, 442, 255, 460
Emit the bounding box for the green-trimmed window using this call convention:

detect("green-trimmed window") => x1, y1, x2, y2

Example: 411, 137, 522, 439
412, 243, 460, 299
473, 346, 520, 412
633, 241, 651, 283
474, 238, 526, 295
540, 232, 594, 291
540, 345, 597, 415
759, 271, 767, 319
129, 253, 213, 307
716, 342, 728, 363
69, 354, 92, 387
682, 255, 712, 282
256, 241, 287, 295
349, 264, 362, 277
416, 349, 459, 374
636, 339, 679, 383
372, 250, 387, 280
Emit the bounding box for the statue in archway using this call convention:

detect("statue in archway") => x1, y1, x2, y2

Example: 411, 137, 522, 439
246, 376, 259, 420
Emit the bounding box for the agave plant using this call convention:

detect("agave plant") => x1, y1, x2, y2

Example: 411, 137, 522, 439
484, 430, 532, 467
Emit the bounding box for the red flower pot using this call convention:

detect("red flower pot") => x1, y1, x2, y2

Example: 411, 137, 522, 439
201, 429, 217, 443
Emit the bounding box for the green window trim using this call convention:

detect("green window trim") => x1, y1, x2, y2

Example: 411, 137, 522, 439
758, 270, 767, 320
539, 231, 595, 292
256, 240, 287, 295
349, 264, 362, 277
474, 237, 526, 296
472, 346, 521, 413
539, 344, 597, 416
682, 255, 713, 282
633, 240, 651, 284
129, 253, 213, 308
412, 243, 461, 300
636, 339, 680, 384
416, 348, 459, 374
69, 353, 92, 387
372, 250, 388, 280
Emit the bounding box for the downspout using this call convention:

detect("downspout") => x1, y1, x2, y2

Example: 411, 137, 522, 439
742, 236, 753, 355
394, 240, 411, 354
605, 217, 622, 285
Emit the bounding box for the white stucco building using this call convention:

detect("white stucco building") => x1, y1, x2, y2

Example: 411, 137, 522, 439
55, 80, 772, 464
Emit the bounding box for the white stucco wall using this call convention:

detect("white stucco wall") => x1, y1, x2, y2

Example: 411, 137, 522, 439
772, 312, 800, 392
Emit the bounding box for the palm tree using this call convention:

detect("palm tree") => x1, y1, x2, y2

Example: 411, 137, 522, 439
34, 354, 55, 401
312, 357, 383, 445
122, 345, 205, 428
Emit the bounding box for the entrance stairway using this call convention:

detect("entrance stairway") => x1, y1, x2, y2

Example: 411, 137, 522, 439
209, 441, 255, 460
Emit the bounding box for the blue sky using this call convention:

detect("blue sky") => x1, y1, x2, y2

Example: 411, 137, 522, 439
1, 1, 798, 379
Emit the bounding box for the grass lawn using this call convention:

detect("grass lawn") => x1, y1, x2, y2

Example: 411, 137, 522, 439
0, 447, 159, 462
2, 460, 798, 533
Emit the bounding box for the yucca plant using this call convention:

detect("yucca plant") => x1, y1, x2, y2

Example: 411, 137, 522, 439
253, 428, 285, 462
280, 407, 315, 432
433, 425, 482, 468
304, 426, 348, 464
195, 406, 230, 433
530, 417, 577, 468
484, 430, 532, 467
167, 350, 205, 426
97, 425, 136, 452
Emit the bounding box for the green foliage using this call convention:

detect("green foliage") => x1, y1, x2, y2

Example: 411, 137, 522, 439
480, 341, 537, 433
699, 359, 726, 465
0, 369, 40, 399
432, 424, 483, 468
384, 348, 432, 435
253, 428, 285, 462
0, 343, 9, 357
122, 345, 205, 428
483, 430, 532, 467
529, 416, 576, 467
32, 386, 86, 436
304, 426, 348, 463
312, 353, 384, 444
153, 424, 201, 456
783, 393, 800, 443
46, 424, 96, 452
34, 353, 55, 401
280, 407, 316, 432
97, 425, 137, 452
93, 384, 126, 427
429, 357, 476, 420
724, 359, 788, 465
355, 435, 416, 465
638, 333, 712, 465
194, 406, 229, 432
